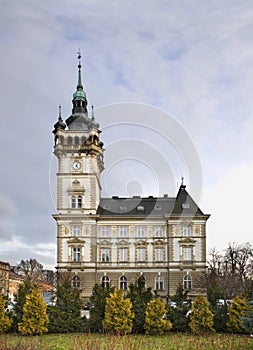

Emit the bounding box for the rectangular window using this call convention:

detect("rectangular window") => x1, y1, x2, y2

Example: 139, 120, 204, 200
183, 247, 192, 261
119, 248, 128, 262
137, 247, 146, 262
183, 226, 192, 236
73, 248, 81, 262
71, 196, 76, 208
155, 276, 164, 291
73, 226, 81, 237
137, 226, 145, 237
154, 226, 163, 237
119, 226, 128, 238
101, 226, 110, 237
101, 248, 110, 262
155, 248, 163, 261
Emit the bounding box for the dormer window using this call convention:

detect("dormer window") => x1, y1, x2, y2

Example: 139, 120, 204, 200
182, 202, 190, 209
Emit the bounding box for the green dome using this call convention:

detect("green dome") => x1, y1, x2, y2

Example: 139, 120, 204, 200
73, 89, 86, 101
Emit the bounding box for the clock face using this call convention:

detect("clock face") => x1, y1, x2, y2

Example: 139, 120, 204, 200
73, 161, 81, 170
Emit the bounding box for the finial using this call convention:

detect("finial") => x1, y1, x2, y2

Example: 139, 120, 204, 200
58, 105, 62, 119
91, 105, 95, 120
181, 175, 184, 186
77, 49, 81, 69
77, 49, 83, 89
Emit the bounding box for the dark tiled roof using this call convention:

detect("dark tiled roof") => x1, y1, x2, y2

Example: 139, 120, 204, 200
97, 186, 208, 218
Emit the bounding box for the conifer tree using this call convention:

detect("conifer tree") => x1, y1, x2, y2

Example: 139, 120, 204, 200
89, 283, 114, 332
241, 300, 253, 334
47, 275, 85, 333
12, 278, 33, 332
189, 295, 214, 334
227, 295, 249, 333
0, 295, 12, 333
126, 275, 153, 333
144, 298, 172, 335
18, 286, 49, 335
103, 289, 134, 335
167, 284, 191, 332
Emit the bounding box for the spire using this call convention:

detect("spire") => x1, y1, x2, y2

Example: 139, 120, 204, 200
66, 50, 89, 130
77, 49, 83, 90
53, 104, 66, 133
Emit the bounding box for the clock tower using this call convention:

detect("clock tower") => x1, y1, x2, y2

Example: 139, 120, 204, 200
52, 52, 104, 276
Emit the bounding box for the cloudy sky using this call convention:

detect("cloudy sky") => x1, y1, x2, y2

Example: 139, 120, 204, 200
0, 0, 252, 268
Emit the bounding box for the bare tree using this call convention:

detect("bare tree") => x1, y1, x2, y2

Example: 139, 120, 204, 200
16, 258, 43, 283
207, 242, 253, 299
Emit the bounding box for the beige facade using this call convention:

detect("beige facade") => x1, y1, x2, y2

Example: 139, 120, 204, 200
53, 58, 209, 302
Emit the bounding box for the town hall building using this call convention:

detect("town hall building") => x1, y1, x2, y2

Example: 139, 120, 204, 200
52, 54, 209, 302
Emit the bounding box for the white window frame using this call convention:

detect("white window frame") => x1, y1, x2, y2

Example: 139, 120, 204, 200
183, 275, 192, 290
73, 225, 81, 237
183, 225, 192, 236
101, 248, 110, 262
119, 275, 128, 290
155, 276, 164, 291
154, 226, 163, 237
155, 247, 164, 262
119, 247, 128, 262
101, 226, 110, 237
119, 226, 128, 238
102, 276, 110, 289
183, 247, 192, 261
137, 226, 145, 237
73, 247, 81, 262
137, 247, 146, 262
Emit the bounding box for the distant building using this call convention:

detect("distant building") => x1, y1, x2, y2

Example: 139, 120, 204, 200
8, 271, 24, 302
52, 54, 210, 302
0, 261, 10, 296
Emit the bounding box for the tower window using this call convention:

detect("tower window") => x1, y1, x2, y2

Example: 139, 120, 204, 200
77, 195, 82, 208
68, 136, 72, 145
119, 275, 128, 291
75, 136, 79, 145
101, 276, 110, 289
73, 247, 81, 262
183, 275, 192, 290
71, 195, 82, 209
183, 247, 192, 261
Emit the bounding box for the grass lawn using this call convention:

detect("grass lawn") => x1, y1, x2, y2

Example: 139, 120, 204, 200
0, 333, 252, 350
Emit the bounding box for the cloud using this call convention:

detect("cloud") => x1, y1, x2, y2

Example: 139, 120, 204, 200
202, 161, 253, 252
0, 0, 253, 265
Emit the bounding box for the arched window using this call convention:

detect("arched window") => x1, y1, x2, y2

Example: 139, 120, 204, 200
60, 136, 64, 145
68, 136, 72, 145
101, 276, 110, 289
75, 136, 79, 145
183, 275, 192, 290
72, 275, 80, 288
119, 275, 128, 291
77, 195, 82, 208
